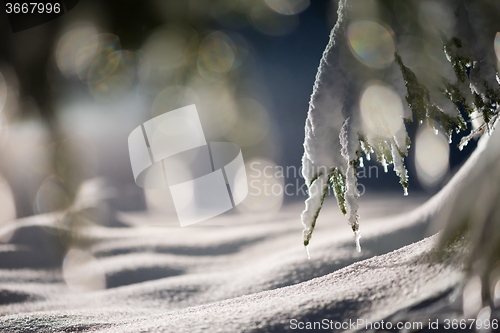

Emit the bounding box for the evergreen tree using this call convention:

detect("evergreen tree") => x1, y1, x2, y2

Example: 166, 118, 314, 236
302, 0, 500, 312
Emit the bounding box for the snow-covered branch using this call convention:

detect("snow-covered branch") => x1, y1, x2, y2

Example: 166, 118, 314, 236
301, 0, 500, 254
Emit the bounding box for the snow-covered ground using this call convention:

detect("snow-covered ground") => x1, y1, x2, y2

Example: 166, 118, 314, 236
0, 193, 470, 332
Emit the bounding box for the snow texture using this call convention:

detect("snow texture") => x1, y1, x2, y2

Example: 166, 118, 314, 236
0, 194, 467, 333
3, 122, 499, 331
340, 118, 360, 243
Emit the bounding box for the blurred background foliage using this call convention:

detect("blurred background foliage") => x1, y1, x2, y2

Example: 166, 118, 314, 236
0, 0, 494, 229
0, 0, 336, 224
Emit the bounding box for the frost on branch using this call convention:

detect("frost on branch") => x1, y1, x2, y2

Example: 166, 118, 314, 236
341, 118, 361, 252
301, 0, 500, 251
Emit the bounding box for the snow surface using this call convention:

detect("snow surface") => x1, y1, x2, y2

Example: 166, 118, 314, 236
0, 193, 470, 332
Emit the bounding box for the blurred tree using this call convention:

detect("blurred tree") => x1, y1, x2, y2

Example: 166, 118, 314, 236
0, 9, 61, 217
0, 0, 180, 217
0, 0, 221, 218
0, 0, 302, 220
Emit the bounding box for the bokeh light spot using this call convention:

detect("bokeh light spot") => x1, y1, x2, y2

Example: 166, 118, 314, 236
476, 306, 491, 325
198, 31, 235, 75
463, 275, 483, 318
55, 25, 99, 78
0, 114, 8, 150
0, 174, 15, 227
250, 6, 299, 36
152, 86, 199, 117
188, 0, 235, 20
83, 34, 121, 82
184, 82, 238, 137
415, 125, 449, 188
225, 98, 270, 147
141, 26, 194, 84
225, 31, 249, 70
494, 278, 500, 308
87, 51, 122, 83
360, 83, 404, 138
63, 248, 106, 292
495, 32, 500, 64
238, 158, 283, 214
347, 20, 395, 69
0, 71, 7, 113
88, 50, 138, 102
35, 176, 70, 214
89, 74, 133, 103
264, 0, 310, 15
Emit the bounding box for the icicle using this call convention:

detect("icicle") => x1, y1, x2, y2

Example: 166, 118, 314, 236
305, 245, 311, 260
345, 163, 359, 228
345, 164, 359, 223
391, 141, 409, 196
340, 119, 361, 250
381, 156, 388, 173
301, 173, 330, 247
365, 153, 371, 161
345, 161, 361, 251
354, 231, 361, 253
359, 156, 364, 168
